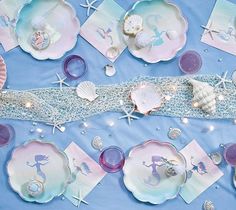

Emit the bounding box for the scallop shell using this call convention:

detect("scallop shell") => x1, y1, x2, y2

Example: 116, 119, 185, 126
189, 79, 216, 114
123, 14, 143, 36
134, 31, 153, 49
76, 81, 99, 102
0, 56, 7, 90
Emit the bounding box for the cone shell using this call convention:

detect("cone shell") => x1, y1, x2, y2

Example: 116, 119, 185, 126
76, 81, 99, 102
189, 79, 216, 114
0, 56, 7, 90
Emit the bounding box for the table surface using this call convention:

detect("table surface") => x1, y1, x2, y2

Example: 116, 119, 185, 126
1, 0, 236, 210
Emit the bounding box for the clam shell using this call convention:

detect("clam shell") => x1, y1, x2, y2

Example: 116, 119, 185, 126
130, 83, 163, 114
0, 56, 7, 89
76, 81, 99, 102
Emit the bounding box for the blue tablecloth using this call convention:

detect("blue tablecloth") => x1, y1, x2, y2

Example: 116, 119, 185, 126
1, 0, 236, 209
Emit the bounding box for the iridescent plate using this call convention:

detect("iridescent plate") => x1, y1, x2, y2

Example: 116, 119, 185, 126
123, 140, 187, 204
7, 140, 71, 203
15, 0, 80, 60
122, 0, 188, 63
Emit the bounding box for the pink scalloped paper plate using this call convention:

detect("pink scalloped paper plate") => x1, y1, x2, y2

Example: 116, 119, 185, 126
123, 140, 187, 204
0, 56, 7, 89
122, 0, 188, 63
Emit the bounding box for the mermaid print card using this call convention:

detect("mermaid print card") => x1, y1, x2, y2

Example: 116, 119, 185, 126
80, 0, 126, 62
201, 0, 236, 56
63, 142, 106, 206
0, 0, 27, 51
179, 140, 223, 204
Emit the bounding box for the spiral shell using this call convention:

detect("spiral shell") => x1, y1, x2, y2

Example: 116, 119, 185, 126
0, 56, 7, 90
189, 79, 216, 114
76, 81, 99, 102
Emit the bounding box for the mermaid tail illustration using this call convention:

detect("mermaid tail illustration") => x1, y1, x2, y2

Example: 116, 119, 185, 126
67, 158, 92, 184
143, 156, 166, 186
27, 155, 49, 183
187, 156, 207, 179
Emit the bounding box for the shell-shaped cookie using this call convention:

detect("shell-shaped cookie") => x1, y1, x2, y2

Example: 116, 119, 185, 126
76, 81, 99, 102
0, 56, 7, 90
123, 14, 143, 36
189, 79, 216, 114
134, 31, 153, 49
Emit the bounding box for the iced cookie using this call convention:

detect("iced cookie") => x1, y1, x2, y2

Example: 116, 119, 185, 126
123, 14, 143, 36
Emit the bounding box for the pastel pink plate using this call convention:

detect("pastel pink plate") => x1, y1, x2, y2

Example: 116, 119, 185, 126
123, 0, 188, 63
0, 56, 7, 89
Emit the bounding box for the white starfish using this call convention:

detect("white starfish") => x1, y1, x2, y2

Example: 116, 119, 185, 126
201, 21, 219, 40
46, 122, 66, 134
215, 71, 232, 90
119, 107, 139, 125
80, 0, 98, 17
52, 73, 70, 91
73, 189, 89, 208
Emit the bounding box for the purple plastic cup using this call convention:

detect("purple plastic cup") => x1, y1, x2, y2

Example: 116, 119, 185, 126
223, 143, 236, 167
0, 124, 15, 147
99, 146, 125, 173
63, 55, 87, 80
179, 50, 202, 74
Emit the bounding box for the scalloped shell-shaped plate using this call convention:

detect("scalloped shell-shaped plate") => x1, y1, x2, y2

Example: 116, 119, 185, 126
0, 56, 7, 89
123, 140, 187, 204
15, 0, 80, 60
7, 140, 71, 203
122, 0, 188, 63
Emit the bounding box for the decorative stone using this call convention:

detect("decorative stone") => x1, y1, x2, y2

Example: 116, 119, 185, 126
91, 136, 103, 151
168, 128, 182, 140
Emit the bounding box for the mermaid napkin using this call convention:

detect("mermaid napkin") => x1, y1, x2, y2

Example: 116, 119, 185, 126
0, 0, 27, 51
180, 140, 224, 204
80, 0, 126, 62
201, 0, 236, 56
63, 142, 106, 206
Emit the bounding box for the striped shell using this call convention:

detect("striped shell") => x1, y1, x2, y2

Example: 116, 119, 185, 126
0, 56, 7, 89
189, 79, 216, 114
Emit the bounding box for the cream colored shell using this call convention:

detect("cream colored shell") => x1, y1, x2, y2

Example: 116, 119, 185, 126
189, 79, 216, 114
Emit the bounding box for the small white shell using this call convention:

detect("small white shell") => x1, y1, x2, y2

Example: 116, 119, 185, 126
76, 81, 99, 102
91, 136, 103, 151
134, 31, 153, 49
0, 56, 7, 90
168, 128, 182, 140
210, 152, 222, 165
189, 79, 216, 114
203, 200, 215, 210
123, 14, 143, 36
166, 30, 178, 40
104, 65, 116, 77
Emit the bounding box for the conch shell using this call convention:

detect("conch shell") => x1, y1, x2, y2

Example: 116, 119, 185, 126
189, 79, 216, 114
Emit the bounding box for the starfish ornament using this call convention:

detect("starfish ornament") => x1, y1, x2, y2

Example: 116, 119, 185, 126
52, 73, 70, 91
46, 122, 66, 134
215, 71, 232, 90
80, 0, 98, 17
201, 21, 219, 40
119, 107, 139, 125
73, 190, 89, 208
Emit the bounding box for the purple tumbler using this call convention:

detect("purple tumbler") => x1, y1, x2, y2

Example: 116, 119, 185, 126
0, 124, 14, 147
223, 143, 236, 167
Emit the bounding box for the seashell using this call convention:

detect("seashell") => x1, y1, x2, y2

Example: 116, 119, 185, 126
134, 31, 153, 49
166, 30, 178, 40
130, 83, 163, 114
123, 14, 143, 36
104, 64, 116, 77
168, 127, 182, 140
0, 56, 7, 90
203, 200, 215, 210
210, 152, 222, 165
26, 180, 44, 197
76, 81, 99, 102
189, 79, 216, 114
